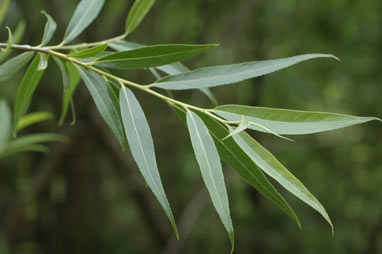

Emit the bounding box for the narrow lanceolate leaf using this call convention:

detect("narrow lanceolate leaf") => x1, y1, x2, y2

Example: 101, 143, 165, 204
232, 131, 333, 231
0, 0, 10, 27
95, 44, 218, 70
214, 105, 381, 135
40, 11, 57, 46
0, 52, 34, 82
186, 110, 234, 249
13, 54, 45, 135
17, 112, 54, 131
59, 62, 80, 125
0, 21, 26, 63
109, 40, 219, 106
172, 106, 300, 227
5, 26, 12, 51
223, 117, 250, 140
119, 86, 178, 238
69, 43, 108, 58
76, 67, 126, 148
156, 54, 338, 90
125, 0, 155, 35
63, 0, 105, 44
0, 99, 11, 143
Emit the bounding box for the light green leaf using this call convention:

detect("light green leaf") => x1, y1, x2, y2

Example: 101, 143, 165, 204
186, 110, 234, 250
4, 26, 12, 51
0, 0, 10, 27
0, 99, 11, 143
63, 0, 105, 44
95, 44, 218, 70
0, 21, 26, 63
59, 62, 80, 125
0, 144, 49, 159
38, 53, 49, 70
215, 105, 381, 135
223, 116, 250, 140
0, 52, 34, 82
232, 131, 333, 232
125, 0, 155, 35
68, 43, 108, 58
13, 54, 45, 135
156, 54, 338, 90
17, 112, 54, 131
119, 86, 178, 238
172, 105, 300, 227
77, 67, 126, 148
40, 11, 57, 46
53, 57, 70, 90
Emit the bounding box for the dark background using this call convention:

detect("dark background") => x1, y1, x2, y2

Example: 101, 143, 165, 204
0, 0, 381, 253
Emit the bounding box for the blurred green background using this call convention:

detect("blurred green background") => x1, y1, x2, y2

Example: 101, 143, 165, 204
0, 0, 381, 253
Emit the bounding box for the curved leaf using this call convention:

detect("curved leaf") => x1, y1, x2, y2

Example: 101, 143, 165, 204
13, 54, 45, 135
0, 99, 11, 143
0, 52, 34, 82
69, 43, 108, 58
77, 67, 126, 148
40, 11, 57, 46
119, 86, 178, 238
95, 44, 217, 69
17, 112, 54, 131
63, 0, 105, 44
125, 0, 155, 35
186, 110, 234, 249
215, 105, 381, 135
156, 54, 338, 90
232, 131, 333, 232
0, 21, 26, 63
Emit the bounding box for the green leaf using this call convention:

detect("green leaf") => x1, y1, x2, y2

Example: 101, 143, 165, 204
0, 52, 34, 82
125, 0, 155, 35
4, 26, 12, 51
95, 44, 218, 70
17, 112, 54, 131
38, 53, 49, 70
40, 11, 57, 46
186, 110, 234, 250
63, 0, 105, 44
215, 105, 381, 135
0, 99, 11, 143
0, 21, 26, 63
68, 43, 108, 58
223, 116, 250, 140
232, 131, 333, 232
156, 54, 339, 90
76, 67, 127, 148
172, 105, 300, 227
53, 57, 70, 90
119, 86, 178, 238
13, 54, 45, 135
0, 0, 10, 27
0, 144, 49, 159
58, 62, 80, 125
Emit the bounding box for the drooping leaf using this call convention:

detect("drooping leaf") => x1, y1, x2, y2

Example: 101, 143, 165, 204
215, 105, 381, 135
0, 21, 26, 63
95, 44, 218, 70
0, 99, 11, 143
68, 43, 108, 58
156, 54, 338, 90
63, 0, 105, 44
38, 53, 49, 70
0, 0, 10, 27
53, 57, 70, 90
13, 54, 45, 135
172, 105, 300, 227
232, 131, 333, 232
40, 11, 57, 46
125, 0, 155, 35
0, 144, 49, 159
0, 52, 34, 82
223, 116, 250, 140
58, 62, 80, 125
17, 112, 54, 131
119, 86, 178, 238
186, 110, 234, 250
77, 67, 126, 148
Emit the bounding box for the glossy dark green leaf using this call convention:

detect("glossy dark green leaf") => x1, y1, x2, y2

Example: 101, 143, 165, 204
40, 11, 57, 46
69, 43, 108, 58
63, 0, 105, 44
156, 54, 338, 90
172, 106, 300, 226
119, 86, 178, 238
125, 0, 155, 35
13, 54, 45, 135
0, 52, 34, 82
0, 99, 11, 143
232, 131, 333, 231
186, 110, 234, 250
215, 105, 381, 135
95, 44, 218, 69
77, 67, 126, 148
